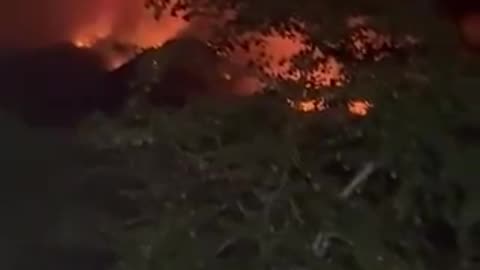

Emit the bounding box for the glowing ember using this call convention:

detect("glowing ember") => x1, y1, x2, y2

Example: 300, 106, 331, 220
287, 98, 373, 115
287, 98, 326, 112
348, 100, 373, 116
73, 40, 90, 48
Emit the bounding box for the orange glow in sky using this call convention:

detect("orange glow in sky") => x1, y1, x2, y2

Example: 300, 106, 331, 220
70, 2, 380, 116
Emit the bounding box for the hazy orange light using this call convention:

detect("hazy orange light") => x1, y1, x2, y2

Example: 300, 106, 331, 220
68, 2, 387, 117
287, 98, 326, 112
224, 24, 347, 90
348, 100, 373, 116
73, 39, 90, 48
71, 0, 191, 66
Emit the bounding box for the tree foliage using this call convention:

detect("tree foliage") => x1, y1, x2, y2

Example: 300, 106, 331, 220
3, 0, 480, 270
72, 1, 480, 270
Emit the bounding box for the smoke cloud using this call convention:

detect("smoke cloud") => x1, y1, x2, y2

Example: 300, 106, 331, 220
0, 0, 187, 49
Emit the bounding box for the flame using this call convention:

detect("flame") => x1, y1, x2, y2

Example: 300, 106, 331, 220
73, 39, 90, 48
223, 24, 347, 89
70, 3, 348, 91
72, 13, 112, 48
67, 2, 387, 116
286, 98, 373, 115
287, 98, 326, 112
348, 100, 373, 116
71, 0, 192, 56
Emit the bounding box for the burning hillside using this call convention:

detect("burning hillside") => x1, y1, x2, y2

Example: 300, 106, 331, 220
0, 0, 429, 119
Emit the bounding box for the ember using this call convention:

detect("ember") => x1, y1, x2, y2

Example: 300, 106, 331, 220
348, 100, 374, 116
287, 98, 327, 113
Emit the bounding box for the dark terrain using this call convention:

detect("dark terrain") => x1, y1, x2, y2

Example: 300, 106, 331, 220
0, 2, 479, 269
0, 43, 127, 126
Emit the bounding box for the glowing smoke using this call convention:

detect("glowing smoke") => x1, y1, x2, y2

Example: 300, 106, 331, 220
0, 0, 192, 49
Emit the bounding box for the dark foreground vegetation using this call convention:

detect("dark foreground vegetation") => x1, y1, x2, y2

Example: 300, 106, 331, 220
1, 1, 480, 270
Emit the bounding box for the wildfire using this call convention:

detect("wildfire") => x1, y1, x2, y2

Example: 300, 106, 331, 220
70, 1, 348, 88
73, 35, 103, 48
221, 23, 347, 89
71, 0, 191, 54
67, 1, 393, 117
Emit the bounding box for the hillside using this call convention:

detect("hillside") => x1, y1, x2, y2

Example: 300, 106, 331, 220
0, 1, 480, 270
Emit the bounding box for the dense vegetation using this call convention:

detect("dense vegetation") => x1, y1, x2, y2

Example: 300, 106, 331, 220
1, 0, 479, 270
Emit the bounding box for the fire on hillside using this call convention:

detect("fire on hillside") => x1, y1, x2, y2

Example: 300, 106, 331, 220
0, 0, 428, 116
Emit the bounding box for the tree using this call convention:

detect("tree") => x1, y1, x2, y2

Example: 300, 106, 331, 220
77, 1, 480, 270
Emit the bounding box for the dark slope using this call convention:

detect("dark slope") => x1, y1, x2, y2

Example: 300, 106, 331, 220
0, 43, 126, 126
111, 37, 233, 107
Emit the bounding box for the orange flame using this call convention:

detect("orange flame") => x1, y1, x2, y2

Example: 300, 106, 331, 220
70, 2, 382, 116
286, 98, 373, 115
287, 98, 326, 112
72, 0, 191, 54
348, 100, 373, 116
223, 24, 347, 89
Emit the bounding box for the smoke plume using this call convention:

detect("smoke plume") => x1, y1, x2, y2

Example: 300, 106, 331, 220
0, 0, 188, 49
